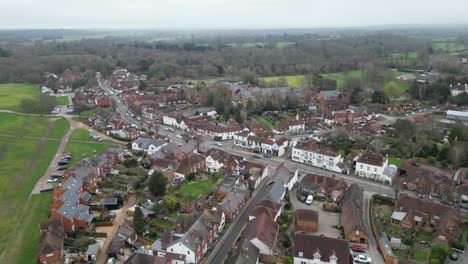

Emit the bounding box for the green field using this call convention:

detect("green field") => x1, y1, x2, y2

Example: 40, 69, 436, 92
433, 42, 468, 52
226, 42, 295, 49
410, 248, 429, 263
65, 129, 116, 166
321, 70, 362, 88
0, 83, 38, 111
0, 113, 68, 264
260, 75, 305, 87
55, 96, 69, 105
388, 156, 405, 166
173, 178, 219, 204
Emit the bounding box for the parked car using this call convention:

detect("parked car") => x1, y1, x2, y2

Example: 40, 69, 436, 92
47, 178, 58, 183
57, 166, 68, 171
107, 257, 116, 264
263, 153, 271, 158
352, 245, 366, 253
175, 134, 183, 139
252, 155, 261, 159
305, 195, 314, 205
63, 152, 73, 156
450, 251, 459, 260
58, 160, 69, 166
354, 255, 372, 263
215, 142, 223, 147
61, 156, 71, 160
50, 173, 63, 178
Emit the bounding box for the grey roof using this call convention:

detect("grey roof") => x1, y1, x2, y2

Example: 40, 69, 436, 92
60, 189, 80, 204
265, 166, 291, 203
391, 211, 407, 221
86, 243, 100, 256
225, 238, 259, 264
148, 150, 166, 159
80, 192, 92, 202
322, 90, 338, 98
100, 197, 118, 206
179, 144, 196, 154
133, 138, 167, 150
161, 142, 178, 153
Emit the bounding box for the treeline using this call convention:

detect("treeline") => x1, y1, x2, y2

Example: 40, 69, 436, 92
0, 32, 433, 83
19, 94, 58, 114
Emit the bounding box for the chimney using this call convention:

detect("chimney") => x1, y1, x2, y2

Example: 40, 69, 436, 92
204, 216, 209, 224
243, 247, 249, 257
175, 224, 181, 233
191, 231, 197, 239
231, 244, 238, 256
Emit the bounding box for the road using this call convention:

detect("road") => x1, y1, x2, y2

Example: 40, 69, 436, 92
202, 171, 274, 264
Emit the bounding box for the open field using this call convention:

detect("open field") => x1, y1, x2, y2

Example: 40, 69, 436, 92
321, 70, 362, 88
226, 42, 295, 48
0, 113, 68, 264
0, 83, 38, 111
260, 75, 305, 87
389, 52, 418, 59
64, 129, 116, 166
432, 42, 468, 52
173, 178, 220, 204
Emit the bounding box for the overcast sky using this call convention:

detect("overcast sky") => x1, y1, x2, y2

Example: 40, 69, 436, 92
1, 0, 468, 29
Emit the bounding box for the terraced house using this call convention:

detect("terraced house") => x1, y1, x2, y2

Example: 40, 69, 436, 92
292, 140, 346, 173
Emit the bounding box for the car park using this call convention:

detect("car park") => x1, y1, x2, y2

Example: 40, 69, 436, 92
47, 178, 58, 183
353, 254, 372, 263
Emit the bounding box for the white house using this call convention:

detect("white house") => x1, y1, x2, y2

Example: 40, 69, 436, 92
167, 210, 224, 264
450, 83, 468, 96
355, 153, 389, 182
233, 131, 254, 148
162, 114, 188, 130
242, 135, 289, 157
131, 138, 167, 155
293, 234, 349, 264
194, 124, 244, 141
292, 141, 346, 173
273, 120, 305, 135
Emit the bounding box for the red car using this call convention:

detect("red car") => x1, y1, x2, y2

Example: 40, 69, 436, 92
352, 245, 366, 253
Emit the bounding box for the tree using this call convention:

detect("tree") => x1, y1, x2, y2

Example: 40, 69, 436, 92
138, 80, 147, 90
133, 206, 145, 235
369, 139, 386, 153
429, 242, 450, 263
162, 195, 178, 211
148, 171, 167, 197
371, 90, 388, 104
73, 236, 91, 250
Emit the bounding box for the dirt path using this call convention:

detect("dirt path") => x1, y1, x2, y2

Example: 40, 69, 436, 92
96, 195, 136, 264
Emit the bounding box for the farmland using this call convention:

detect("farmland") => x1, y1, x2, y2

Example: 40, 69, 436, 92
0, 113, 68, 264
432, 41, 468, 52
0, 83, 38, 111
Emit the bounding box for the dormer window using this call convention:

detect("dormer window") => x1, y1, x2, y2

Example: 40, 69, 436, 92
313, 252, 321, 260
330, 255, 338, 264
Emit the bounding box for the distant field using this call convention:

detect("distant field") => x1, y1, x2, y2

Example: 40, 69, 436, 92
0, 83, 38, 111
0, 113, 68, 264
389, 52, 418, 59
260, 75, 305, 87
432, 42, 468, 52
226, 42, 295, 48
321, 70, 362, 88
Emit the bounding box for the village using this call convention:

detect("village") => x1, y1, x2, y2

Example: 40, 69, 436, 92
32, 66, 468, 264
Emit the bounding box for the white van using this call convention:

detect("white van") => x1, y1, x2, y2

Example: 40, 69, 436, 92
305, 195, 314, 205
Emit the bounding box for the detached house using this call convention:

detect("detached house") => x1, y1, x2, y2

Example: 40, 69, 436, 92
292, 141, 346, 174
294, 234, 350, 264
131, 138, 168, 155
391, 195, 461, 244
355, 153, 390, 183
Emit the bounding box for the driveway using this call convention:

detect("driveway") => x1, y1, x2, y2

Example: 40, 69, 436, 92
290, 188, 341, 238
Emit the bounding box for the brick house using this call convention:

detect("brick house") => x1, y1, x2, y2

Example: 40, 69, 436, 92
341, 184, 368, 244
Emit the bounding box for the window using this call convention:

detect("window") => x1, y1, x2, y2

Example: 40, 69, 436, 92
374, 168, 377, 172
360, 164, 363, 169
301, 261, 306, 264
187, 251, 190, 255
367, 166, 370, 171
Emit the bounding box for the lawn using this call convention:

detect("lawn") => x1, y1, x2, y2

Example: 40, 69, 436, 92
70, 128, 94, 141
388, 156, 405, 166
173, 178, 220, 204
0, 114, 68, 264
410, 248, 429, 263
64, 141, 116, 166
154, 219, 174, 228
256, 116, 274, 131
55, 96, 69, 105
0, 83, 38, 111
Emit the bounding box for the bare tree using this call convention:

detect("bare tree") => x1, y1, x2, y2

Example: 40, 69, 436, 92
368, 139, 386, 153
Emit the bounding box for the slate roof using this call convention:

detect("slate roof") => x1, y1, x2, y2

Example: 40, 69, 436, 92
221, 190, 249, 214
243, 212, 279, 247
124, 252, 168, 264
133, 138, 167, 150
86, 243, 100, 256
357, 153, 386, 167
226, 238, 259, 264
100, 197, 118, 206
294, 234, 350, 264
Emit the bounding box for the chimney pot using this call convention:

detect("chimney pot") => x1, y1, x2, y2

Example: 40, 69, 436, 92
243, 247, 249, 257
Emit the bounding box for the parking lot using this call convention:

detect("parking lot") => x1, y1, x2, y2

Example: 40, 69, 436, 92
290, 188, 341, 238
